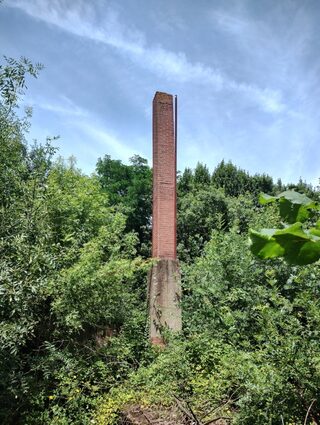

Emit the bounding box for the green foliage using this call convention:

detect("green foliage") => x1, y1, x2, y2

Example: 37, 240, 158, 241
177, 167, 193, 194
0, 148, 150, 422
181, 230, 320, 423
98, 227, 320, 424
0, 56, 43, 210
177, 160, 278, 261
178, 160, 275, 199
0, 141, 57, 423
177, 187, 229, 260
250, 190, 320, 264
3, 54, 320, 425
287, 177, 320, 201
177, 182, 280, 262
96, 154, 152, 255
0, 149, 150, 423
250, 224, 320, 265
0, 56, 43, 109
259, 190, 319, 224
212, 160, 274, 197
193, 162, 211, 186
46, 160, 111, 266
0, 56, 150, 424
51, 217, 143, 333
96, 155, 131, 204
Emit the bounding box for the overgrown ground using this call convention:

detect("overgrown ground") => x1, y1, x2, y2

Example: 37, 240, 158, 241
94, 229, 320, 425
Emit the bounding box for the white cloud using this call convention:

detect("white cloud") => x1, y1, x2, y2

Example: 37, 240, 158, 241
24, 90, 138, 165
235, 83, 285, 113
78, 121, 138, 163
7, 0, 285, 114
145, 46, 224, 88
7, 0, 145, 54
211, 10, 250, 36
27, 95, 88, 117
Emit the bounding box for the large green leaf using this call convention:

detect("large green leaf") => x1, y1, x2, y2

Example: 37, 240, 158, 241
249, 223, 320, 265
259, 193, 277, 204
273, 223, 320, 265
249, 229, 284, 259
259, 190, 318, 223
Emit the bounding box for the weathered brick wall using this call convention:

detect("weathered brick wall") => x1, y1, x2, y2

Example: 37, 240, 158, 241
152, 92, 177, 259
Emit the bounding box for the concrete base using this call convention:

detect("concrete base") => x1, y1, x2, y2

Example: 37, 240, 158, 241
148, 259, 182, 345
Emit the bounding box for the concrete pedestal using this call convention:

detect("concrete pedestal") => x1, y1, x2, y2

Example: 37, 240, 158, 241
148, 259, 182, 345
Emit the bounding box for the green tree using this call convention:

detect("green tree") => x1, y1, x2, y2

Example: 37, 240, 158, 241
212, 160, 274, 197
177, 167, 193, 194
0, 56, 43, 109
193, 162, 210, 186
177, 187, 229, 261
96, 154, 152, 255
0, 56, 43, 209
0, 57, 150, 424
96, 154, 132, 204
46, 159, 111, 266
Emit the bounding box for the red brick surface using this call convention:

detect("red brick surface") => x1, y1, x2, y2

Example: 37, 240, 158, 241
152, 92, 177, 259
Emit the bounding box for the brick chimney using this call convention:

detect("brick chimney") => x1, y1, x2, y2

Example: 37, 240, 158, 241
148, 92, 181, 345
152, 91, 177, 259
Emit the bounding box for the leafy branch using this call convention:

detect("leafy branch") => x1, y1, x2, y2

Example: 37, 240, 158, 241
0, 56, 43, 109
249, 190, 320, 265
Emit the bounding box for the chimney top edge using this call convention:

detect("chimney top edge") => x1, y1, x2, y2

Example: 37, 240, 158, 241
154, 91, 173, 102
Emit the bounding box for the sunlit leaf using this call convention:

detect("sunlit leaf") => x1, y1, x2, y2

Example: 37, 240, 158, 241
250, 223, 320, 265
259, 190, 318, 223
249, 229, 284, 259
259, 193, 277, 204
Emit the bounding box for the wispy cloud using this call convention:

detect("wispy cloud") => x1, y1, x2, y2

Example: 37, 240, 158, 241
78, 121, 138, 162
27, 95, 87, 117
211, 10, 251, 36
7, 0, 285, 114
24, 90, 138, 164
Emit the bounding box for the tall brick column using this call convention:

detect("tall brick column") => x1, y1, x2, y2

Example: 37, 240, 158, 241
152, 92, 177, 259
148, 92, 182, 345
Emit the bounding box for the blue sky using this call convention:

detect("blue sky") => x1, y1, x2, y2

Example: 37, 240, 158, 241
1, 0, 320, 184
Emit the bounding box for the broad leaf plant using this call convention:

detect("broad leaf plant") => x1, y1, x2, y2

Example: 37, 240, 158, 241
250, 190, 320, 265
